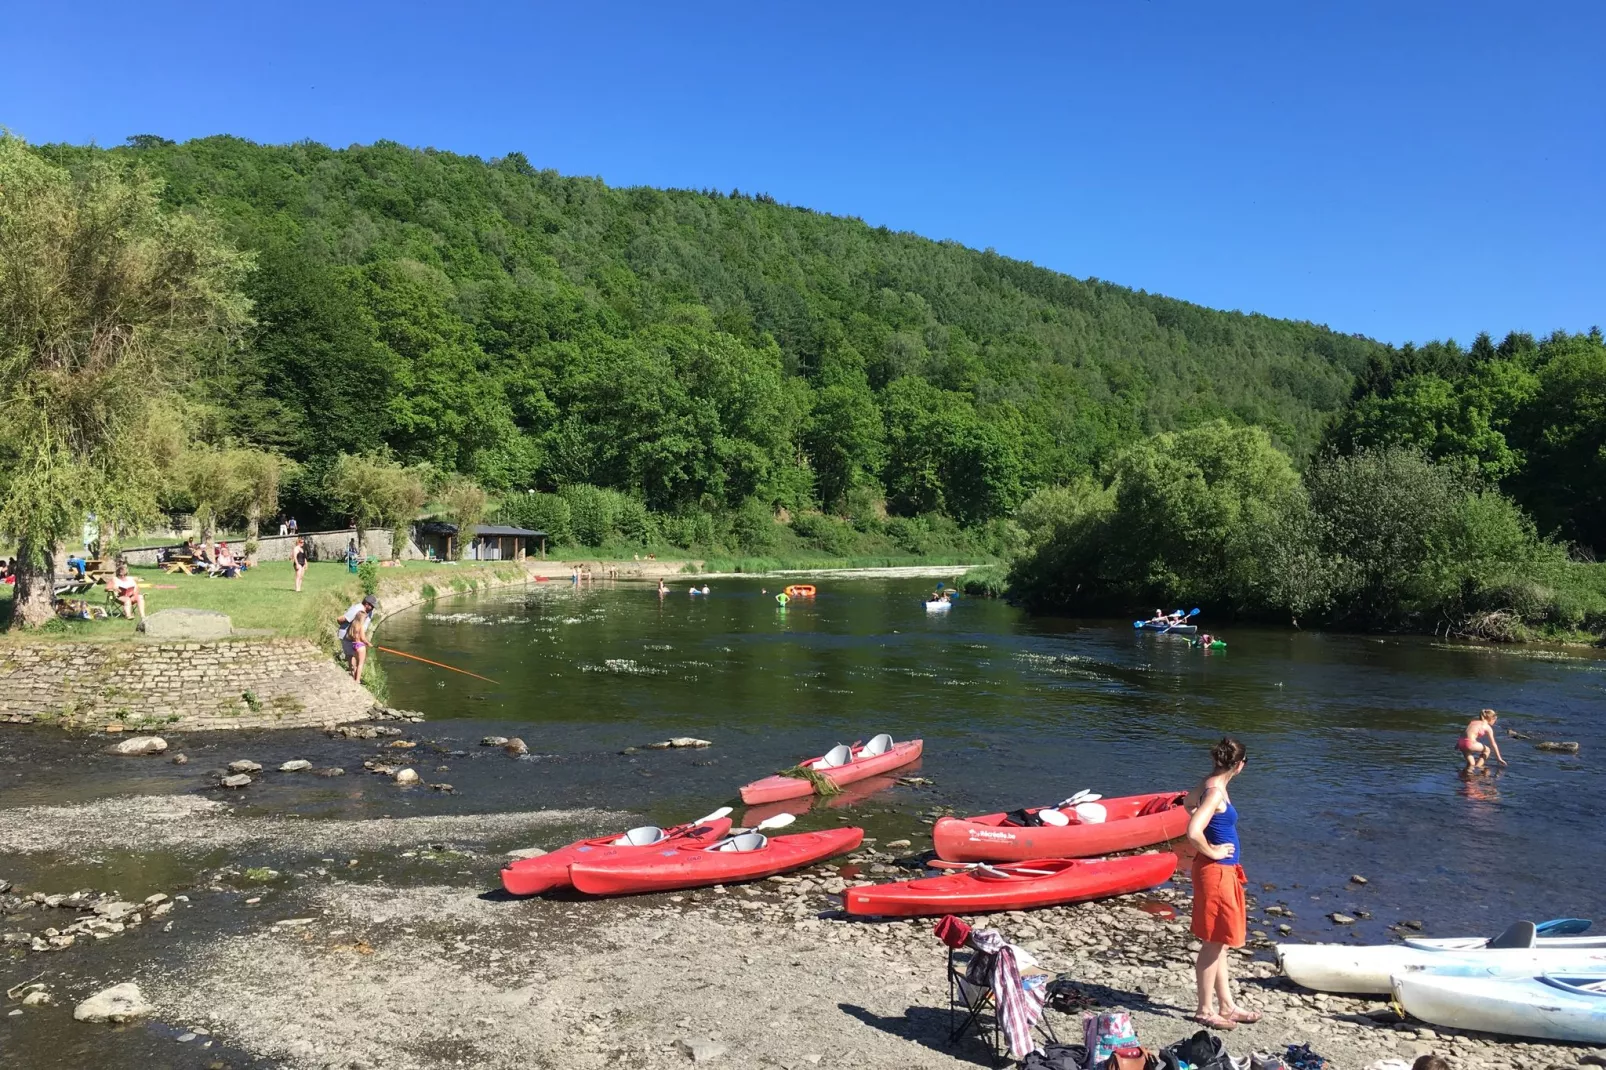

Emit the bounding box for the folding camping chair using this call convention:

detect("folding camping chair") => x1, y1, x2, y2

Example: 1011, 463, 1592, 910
936, 915, 1058, 1065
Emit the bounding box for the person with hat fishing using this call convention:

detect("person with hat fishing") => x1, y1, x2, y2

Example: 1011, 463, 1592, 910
338, 594, 377, 684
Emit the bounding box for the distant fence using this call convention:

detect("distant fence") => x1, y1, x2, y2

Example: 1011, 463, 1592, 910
120, 528, 423, 567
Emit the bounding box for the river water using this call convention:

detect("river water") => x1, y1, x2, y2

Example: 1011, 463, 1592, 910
364, 573, 1606, 941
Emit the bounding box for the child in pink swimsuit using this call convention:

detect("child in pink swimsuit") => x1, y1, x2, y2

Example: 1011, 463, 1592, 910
1457, 709, 1506, 770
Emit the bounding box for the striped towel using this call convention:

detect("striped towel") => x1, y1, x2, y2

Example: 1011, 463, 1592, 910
966, 928, 1046, 1059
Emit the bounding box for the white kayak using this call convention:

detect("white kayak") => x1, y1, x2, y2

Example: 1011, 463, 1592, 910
924, 600, 952, 612
1407, 934, 1606, 951
1392, 971, 1606, 1043
1279, 924, 1606, 994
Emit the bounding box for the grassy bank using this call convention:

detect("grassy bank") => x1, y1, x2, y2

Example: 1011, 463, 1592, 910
0, 558, 530, 644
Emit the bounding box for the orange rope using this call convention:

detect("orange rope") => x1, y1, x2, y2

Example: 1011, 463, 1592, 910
374, 645, 499, 684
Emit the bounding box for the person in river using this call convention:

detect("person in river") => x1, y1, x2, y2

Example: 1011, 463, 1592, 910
657, 578, 667, 599
1185, 736, 1258, 1031
1457, 708, 1506, 771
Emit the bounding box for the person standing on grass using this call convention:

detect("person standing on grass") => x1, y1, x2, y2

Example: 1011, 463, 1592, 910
292, 536, 309, 593
107, 564, 146, 621
1185, 736, 1259, 1031
338, 594, 376, 684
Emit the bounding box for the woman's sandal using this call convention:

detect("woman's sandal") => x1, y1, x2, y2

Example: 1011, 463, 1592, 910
1223, 1007, 1263, 1024
1191, 1012, 1237, 1030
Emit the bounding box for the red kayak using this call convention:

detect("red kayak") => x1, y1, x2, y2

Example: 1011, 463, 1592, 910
569, 826, 864, 896
846, 852, 1178, 917
934, 791, 1188, 863
740, 766, 919, 826
501, 815, 734, 896
740, 735, 923, 804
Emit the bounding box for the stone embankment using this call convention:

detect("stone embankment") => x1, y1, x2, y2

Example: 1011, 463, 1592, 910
0, 638, 374, 731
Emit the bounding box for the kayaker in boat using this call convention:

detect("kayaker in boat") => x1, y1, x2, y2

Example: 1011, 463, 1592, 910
1184, 736, 1259, 1031
1149, 609, 1168, 624
1457, 709, 1506, 771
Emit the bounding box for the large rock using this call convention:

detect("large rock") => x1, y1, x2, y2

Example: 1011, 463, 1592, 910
105, 736, 167, 756
136, 608, 233, 640
73, 982, 152, 1023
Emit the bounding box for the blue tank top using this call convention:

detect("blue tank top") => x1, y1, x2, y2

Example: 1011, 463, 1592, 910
1204, 798, 1240, 866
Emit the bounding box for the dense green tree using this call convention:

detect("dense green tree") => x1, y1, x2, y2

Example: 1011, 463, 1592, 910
0, 135, 251, 627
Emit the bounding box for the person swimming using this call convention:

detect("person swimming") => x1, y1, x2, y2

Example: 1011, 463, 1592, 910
1457, 708, 1507, 771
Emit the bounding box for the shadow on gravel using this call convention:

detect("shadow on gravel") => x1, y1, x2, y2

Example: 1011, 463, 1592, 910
837, 1003, 995, 1067
1049, 979, 1182, 1018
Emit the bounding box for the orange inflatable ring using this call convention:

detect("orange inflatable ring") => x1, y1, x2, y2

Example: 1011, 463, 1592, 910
784, 584, 817, 598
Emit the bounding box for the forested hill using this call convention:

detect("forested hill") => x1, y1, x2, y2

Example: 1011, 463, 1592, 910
38, 136, 1386, 523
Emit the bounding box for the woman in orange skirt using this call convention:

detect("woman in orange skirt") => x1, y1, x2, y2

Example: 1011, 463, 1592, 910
1185, 737, 1259, 1031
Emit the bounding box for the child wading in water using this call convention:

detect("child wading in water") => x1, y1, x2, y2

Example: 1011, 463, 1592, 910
1185, 737, 1259, 1031
1457, 708, 1507, 771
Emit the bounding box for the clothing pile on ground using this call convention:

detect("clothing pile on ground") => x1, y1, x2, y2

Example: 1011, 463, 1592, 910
1018, 1016, 1328, 1070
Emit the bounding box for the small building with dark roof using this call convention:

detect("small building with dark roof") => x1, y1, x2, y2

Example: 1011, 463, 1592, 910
412, 522, 547, 562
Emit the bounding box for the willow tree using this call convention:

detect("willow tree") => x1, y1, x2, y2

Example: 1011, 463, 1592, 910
325, 452, 429, 558
437, 476, 487, 559
0, 135, 252, 628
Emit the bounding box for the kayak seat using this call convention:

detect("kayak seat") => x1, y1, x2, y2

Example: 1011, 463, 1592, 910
614, 826, 668, 847
861, 733, 894, 757
1073, 802, 1107, 824
715, 832, 768, 853
1036, 808, 1071, 827
814, 744, 853, 769
1488, 920, 1539, 950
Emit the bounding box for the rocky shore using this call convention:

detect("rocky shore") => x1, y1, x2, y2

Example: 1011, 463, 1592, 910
4, 799, 1599, 1070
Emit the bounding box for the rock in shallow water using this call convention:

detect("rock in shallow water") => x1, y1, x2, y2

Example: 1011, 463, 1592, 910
105, 736, 167, 756
227, 760, 261, 773
506, 847, 547, 860
279, 759, 312, 772
393, 768, 420, 785
73, 982, 151, 1023
219, 774, 253, 789
648, 737, 711, 749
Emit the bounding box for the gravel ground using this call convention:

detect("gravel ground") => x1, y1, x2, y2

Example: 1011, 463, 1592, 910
0, 794, 626, 855
5, 798, 1596, 1070
140, 874, 1594, 1070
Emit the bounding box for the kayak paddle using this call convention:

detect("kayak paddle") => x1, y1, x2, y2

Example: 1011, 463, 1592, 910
693, 806, 735, 824
734, 812, 798, 835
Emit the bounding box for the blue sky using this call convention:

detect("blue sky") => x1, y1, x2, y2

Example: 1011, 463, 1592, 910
3, 2, 1600, 344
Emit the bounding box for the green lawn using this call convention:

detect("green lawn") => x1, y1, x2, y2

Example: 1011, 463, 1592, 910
0, 559, 522, 643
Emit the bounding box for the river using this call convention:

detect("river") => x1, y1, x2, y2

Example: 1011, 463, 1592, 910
366, 572, 1606, 941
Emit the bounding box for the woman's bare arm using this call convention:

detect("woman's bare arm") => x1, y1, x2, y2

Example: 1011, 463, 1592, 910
1187, 786, 1233, 860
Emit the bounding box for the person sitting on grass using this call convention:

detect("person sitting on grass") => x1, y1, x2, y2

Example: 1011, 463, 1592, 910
107, 564, 146, 621
0, 558, 13, 585
215, 542, 242, 579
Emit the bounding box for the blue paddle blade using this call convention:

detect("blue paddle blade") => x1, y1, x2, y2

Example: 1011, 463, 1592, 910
1536, 918, 1593, 936
1134, 621, 1145, 628
1188, 607, 1201, 617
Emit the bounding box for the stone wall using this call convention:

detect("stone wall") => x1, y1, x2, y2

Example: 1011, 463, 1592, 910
121, 528, 422, 567
0, 638, 375, 731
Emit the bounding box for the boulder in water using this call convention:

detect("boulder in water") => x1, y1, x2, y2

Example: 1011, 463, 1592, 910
106, 736, 167, 756
74, 983, 151, 1023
